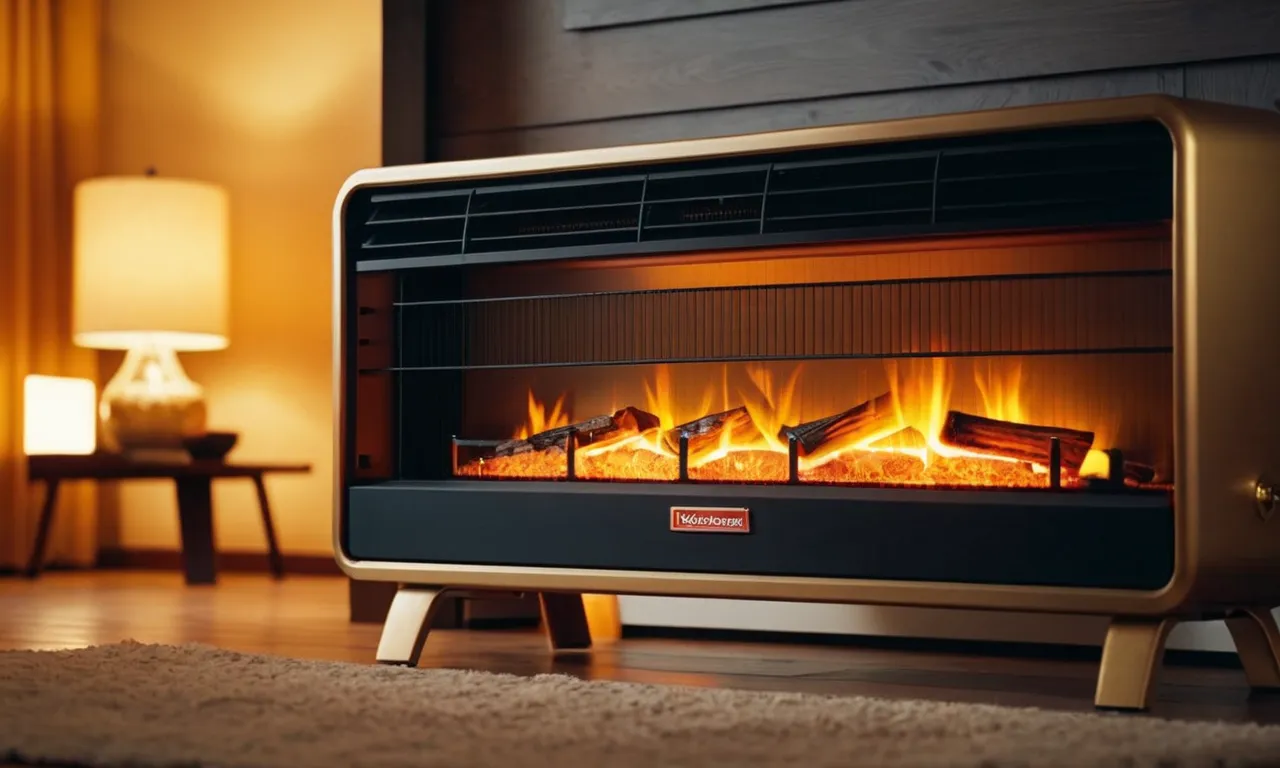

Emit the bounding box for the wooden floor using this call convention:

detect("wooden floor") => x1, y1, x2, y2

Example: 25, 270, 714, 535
2, 570, 1279, 735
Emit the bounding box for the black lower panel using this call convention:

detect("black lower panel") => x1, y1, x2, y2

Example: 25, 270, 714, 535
345, 481, 1174, 590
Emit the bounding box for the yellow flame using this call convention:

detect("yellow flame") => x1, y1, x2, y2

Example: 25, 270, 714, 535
740, 364, 803, 454
512, 357, 1119, 483
975, 361, 1025, 424
514, 390, 569, 439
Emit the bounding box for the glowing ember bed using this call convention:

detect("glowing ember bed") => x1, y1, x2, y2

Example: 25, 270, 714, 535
334, 97, 1280, 711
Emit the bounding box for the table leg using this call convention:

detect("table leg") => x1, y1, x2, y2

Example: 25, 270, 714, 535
174, 477, 217, 585
251, 474, 285, 579
24, 480, 61, 579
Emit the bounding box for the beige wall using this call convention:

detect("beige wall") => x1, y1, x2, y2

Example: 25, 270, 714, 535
100, 0, 380, 554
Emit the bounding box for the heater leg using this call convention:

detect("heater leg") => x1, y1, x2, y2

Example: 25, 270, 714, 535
1226, 607, 1280, 692
538, 592, 593, 651
375, 585, 447, 667
1094, 615, 1177, 711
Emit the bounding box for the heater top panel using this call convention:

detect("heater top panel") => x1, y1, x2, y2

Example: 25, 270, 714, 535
335, 95, 1280, 273
348, 121, 1172, 272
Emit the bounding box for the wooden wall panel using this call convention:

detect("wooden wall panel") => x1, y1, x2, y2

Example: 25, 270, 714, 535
440, 66, 1184, 159
563, 0, 832, 30
381, 0, 430, 165
1185, 57, 1280, 110
436, 0, 1279, 136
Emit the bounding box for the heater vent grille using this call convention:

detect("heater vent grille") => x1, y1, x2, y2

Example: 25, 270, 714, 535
386, 270, 1173, 372
354, 122, 1172, 270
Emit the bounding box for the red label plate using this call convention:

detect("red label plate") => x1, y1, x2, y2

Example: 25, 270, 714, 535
670, 507, 751, 533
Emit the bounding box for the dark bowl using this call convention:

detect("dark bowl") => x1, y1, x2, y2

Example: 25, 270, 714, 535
182, 431, 239, 461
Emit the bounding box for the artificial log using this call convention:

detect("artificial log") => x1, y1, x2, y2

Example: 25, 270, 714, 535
1104, 450, 1159, 485
778, 392, 897, 456
611, 405, 663, 435
1084, 461, 1159, 489
490, 418, 609, 458
490, 438, 537, 459
584, 406, 663, 451
1102, 448, 1158, 485
492, 406, 661, 458
1124, 461, 1157, 485
940, 411, 1095, 471
662, 406, 755, 463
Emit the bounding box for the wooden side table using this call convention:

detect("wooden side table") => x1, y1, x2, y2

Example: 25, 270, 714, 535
26, 454, 312, 585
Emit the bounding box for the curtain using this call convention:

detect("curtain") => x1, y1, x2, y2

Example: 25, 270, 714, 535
0, 0, 101, 569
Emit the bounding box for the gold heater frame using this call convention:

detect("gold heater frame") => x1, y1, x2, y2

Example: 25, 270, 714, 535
332, 96, 1280, 710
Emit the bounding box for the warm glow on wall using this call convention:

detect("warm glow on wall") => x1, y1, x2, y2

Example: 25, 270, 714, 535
23, 375, 97, 456
100, 0, 380, 552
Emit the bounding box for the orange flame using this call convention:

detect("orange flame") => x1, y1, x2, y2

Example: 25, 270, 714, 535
473, 360, 1125, 489
513, 390, 569, 440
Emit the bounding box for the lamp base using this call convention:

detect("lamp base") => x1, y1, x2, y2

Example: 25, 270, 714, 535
99, 343, 207, 458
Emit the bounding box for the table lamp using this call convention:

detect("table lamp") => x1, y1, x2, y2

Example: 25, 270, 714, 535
72, 173, 230, 457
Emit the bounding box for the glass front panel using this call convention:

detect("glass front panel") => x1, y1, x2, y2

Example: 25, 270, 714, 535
383, 225, 1173, 496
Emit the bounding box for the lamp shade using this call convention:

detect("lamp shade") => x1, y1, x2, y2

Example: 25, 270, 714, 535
73, 175, 230, 351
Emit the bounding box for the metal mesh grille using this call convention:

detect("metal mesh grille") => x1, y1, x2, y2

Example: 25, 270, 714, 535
387, 270, 1171, 372
353, 122, 1172, 271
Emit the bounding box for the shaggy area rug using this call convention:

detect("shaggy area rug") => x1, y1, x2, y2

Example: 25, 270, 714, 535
2, 642, 1279, 768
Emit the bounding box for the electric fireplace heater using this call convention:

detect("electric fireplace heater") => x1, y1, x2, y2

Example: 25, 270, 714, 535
333, 96, 1280, 710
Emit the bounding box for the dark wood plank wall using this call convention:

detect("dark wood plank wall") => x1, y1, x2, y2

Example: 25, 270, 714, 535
380, 0, 430, 165
427, 0, 1280, 162
562, 0, 831, 30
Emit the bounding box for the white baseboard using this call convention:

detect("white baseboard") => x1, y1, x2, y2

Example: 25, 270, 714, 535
617, 597, 1275, 654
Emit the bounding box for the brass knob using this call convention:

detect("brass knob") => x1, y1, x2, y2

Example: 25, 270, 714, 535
1256, 475, 1278, 520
